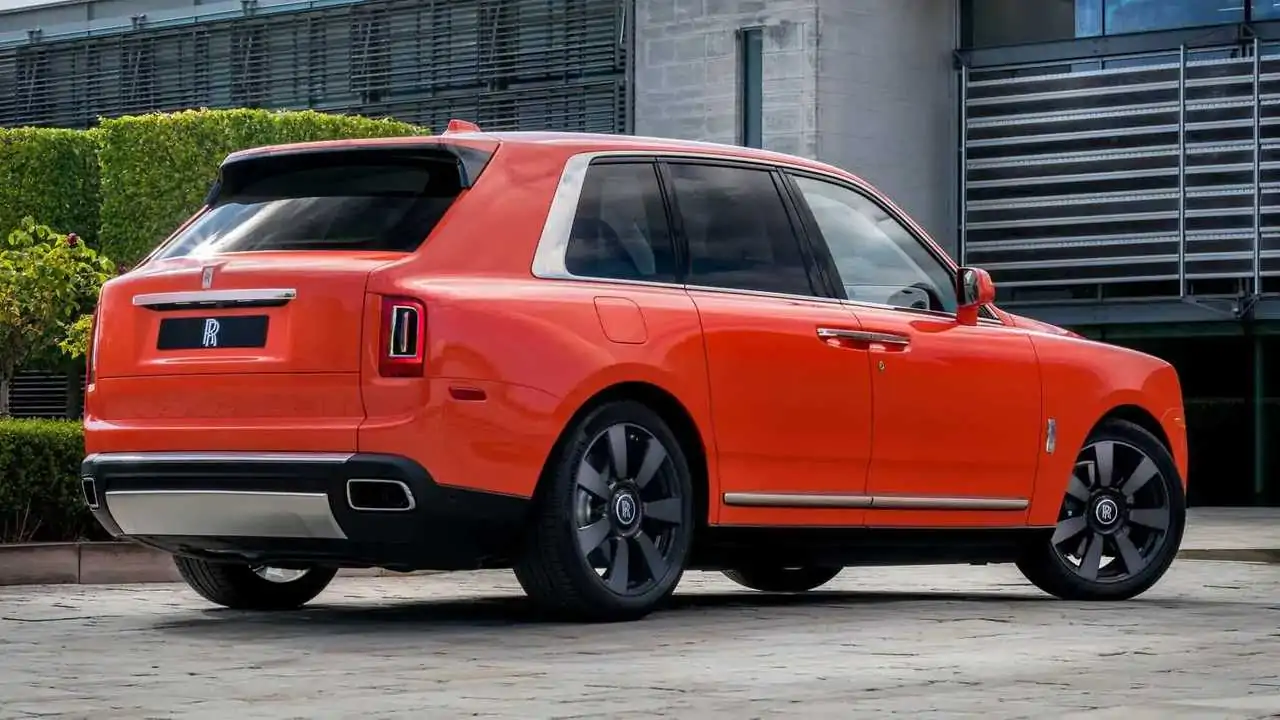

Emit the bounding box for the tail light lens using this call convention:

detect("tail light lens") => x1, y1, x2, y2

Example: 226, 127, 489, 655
378, 296, 426, 377
86, 304, 102, 385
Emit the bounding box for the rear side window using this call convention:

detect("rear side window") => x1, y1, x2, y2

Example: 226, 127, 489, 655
666, 162, 816, 297
152, 149, 471, 260
565, 162, 678, 283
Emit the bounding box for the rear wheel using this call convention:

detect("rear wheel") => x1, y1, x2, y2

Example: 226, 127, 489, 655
514, 400, 695, 622
1017, 418, 1185, 601
174, 557, 338, 610
722, 565, 843, 593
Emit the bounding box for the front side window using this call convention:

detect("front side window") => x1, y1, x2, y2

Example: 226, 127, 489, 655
565, 162, 678, 283
667, 162, 816, 297
791, 175, 957, 314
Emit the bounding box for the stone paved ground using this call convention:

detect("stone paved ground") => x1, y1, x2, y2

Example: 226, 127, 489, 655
2, 560, 1280, 719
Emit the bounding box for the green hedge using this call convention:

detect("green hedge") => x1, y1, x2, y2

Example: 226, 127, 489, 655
0, 127, 100, 246
97, 108, 425, 265
0, 419, 99, 543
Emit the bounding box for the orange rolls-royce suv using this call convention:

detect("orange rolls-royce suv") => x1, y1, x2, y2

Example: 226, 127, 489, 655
80, 121, 1188, 621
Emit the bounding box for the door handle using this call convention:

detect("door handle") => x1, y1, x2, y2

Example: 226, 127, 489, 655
816, 328, 910, 347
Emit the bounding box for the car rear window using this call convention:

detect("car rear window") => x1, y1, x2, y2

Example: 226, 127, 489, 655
151, 149, 471, 260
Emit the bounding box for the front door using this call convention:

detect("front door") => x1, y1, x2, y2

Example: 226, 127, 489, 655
662, 160, 875, 526
783, 171, 1043, 527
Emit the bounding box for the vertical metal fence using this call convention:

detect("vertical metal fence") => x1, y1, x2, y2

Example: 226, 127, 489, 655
0, 0, 630, 133
961, 41, 1280, 304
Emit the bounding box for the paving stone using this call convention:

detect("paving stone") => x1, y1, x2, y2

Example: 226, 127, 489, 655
2, 560, 1280, 717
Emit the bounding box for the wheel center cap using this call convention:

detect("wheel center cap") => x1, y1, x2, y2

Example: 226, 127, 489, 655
1093, 497, 1120, 527
612, 490, 640, 530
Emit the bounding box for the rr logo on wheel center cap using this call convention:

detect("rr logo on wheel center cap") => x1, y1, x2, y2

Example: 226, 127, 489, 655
614, 493, 638, 526
1094, 497, 1119, 526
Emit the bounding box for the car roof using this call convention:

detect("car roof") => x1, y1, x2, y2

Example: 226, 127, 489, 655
223, 130, 859, 182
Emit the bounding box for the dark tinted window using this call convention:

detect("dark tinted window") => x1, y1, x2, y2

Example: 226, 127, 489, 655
667, 163, 815, 297
565, 162, 677, 282
153, 152, 465, 260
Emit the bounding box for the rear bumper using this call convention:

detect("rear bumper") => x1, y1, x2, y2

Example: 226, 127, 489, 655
80, 451, 530, 571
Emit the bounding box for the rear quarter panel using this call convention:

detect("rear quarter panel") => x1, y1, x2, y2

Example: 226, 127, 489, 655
356, 278, 714, 502
1025, 331, 1187, 526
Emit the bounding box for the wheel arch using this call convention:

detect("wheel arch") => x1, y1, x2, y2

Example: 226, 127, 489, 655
1093, 404, 1170, 454
532, 380, 712, 528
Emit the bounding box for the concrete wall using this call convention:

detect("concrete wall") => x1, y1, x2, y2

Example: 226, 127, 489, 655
816, 0, 958, 253
633, 0, 820, 158
633, 0, 960, 254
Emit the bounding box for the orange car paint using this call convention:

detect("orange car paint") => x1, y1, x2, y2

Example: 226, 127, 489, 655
84, 133, 1187, 533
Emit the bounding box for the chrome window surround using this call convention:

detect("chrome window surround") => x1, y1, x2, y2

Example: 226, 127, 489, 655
530, 149, 1006, 327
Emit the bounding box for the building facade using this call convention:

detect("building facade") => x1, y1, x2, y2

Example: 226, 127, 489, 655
1, 0, 1276, 505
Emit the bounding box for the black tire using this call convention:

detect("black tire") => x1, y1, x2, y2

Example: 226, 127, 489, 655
722, 565, 843, 593
1017, 417, 1186, 601
174, 557, 338, 610
514, 400, 695, 622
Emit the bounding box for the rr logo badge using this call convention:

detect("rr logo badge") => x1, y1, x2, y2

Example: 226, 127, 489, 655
201, 318, 221, 348
201, 266, 215, 290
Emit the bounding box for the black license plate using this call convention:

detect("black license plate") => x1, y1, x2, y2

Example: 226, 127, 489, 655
156, 316, 269, 350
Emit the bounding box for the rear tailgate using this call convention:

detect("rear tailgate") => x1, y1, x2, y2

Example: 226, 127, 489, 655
85, 138, 498, 452
95, 252, 399, 378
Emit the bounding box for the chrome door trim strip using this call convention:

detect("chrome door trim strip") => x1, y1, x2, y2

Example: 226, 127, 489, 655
132, 288, 297, 310
723, 492, 874, 509
723, 492, 1028, 511
86, 451, 354, 465
104, 489, 347, 539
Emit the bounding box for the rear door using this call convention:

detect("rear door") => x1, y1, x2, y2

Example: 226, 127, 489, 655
663, 160, 875, 526
86, 142, 494, 451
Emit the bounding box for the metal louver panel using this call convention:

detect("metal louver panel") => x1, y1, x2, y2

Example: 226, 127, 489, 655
0, 0, 628, 133
961, 44, 1280, 302
5, 371, 72, 419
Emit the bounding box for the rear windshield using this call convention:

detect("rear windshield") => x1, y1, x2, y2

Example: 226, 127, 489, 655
152, 151, 466, 260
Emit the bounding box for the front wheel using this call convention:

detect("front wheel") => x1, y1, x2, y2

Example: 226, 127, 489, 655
1017, 418, 1186, 601
174, 557, 338, 610
514, 400, 695, 622
722, 565, 843, 593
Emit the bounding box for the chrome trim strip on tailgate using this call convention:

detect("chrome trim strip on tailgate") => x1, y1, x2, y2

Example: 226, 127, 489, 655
132, 288, 297, 310
105, 490, 348, 539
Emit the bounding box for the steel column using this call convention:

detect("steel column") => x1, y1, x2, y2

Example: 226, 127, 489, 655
1255, 37, 1265, 295
1255, 332, 1267, 503
959, 63, 969, 267
1177, 44, 1187, 299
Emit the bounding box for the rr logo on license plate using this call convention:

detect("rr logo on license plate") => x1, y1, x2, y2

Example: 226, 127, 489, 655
201, 318, 221, 348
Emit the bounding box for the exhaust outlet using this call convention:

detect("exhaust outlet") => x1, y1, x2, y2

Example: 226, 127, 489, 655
81, 476, 100, 509
346, 479, 416, 512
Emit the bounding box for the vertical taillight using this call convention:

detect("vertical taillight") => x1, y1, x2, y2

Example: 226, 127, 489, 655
86, 304, 102, 386
378, 296, 426, 377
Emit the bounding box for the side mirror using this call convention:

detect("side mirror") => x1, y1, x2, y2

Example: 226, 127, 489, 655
956, 267, 995, 325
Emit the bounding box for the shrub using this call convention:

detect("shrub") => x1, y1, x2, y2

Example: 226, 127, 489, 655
0, 419, 98, 543
0, 127, 100, 247
0, 220, 116, 417
96, 108, 425, 264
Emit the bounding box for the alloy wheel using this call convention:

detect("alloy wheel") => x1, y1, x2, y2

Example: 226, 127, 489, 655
252, 566, 310, 584
572, 422, 685, 596
1051, 439, 1173, 583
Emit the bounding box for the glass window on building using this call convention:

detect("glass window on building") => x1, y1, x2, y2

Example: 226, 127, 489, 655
1256, 0, 1280, 20
964, 0, 1248, 48
1105, 0, 1243, 34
